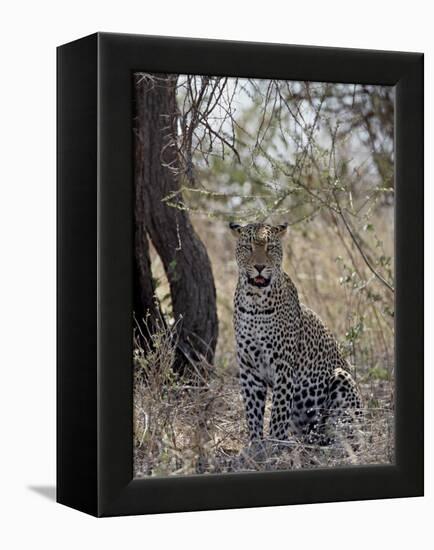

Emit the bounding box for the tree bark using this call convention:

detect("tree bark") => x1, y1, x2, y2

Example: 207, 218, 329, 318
134, 73, 218, 374
134, 119, 164, 340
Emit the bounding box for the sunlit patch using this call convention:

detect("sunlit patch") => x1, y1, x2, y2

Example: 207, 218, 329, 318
255, 225, 272, 243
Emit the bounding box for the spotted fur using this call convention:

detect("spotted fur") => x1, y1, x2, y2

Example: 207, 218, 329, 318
230, 222, 362, 443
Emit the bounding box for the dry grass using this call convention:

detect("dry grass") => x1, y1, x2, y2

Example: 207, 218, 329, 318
134, 209, 394, 478
133, 323, 394, 478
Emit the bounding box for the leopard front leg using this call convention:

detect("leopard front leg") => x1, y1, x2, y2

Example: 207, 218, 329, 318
240, 369, 267, 442
269, 364, 294, 441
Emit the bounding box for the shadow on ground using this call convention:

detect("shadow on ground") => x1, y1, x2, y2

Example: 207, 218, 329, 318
28, 486, 56, 502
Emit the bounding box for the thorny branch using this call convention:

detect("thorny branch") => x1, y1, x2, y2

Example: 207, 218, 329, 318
136, 73, 395, 294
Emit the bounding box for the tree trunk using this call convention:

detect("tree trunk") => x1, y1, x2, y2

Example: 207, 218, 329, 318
134, 117, 164, 340
134, 73, 218, 375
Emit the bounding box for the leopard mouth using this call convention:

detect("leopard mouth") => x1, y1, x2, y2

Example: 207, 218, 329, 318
249, 275, 271, 288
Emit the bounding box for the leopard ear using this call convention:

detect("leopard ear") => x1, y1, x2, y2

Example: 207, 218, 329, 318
274, 222, 288, 237
229, 222, 244, 236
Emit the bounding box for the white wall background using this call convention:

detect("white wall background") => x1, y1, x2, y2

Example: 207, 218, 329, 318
0, 1, 431, 548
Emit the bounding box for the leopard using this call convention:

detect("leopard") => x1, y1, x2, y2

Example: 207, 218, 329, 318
230, 221, 363, 446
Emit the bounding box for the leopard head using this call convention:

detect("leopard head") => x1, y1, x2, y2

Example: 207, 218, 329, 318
229, 222, 288, 288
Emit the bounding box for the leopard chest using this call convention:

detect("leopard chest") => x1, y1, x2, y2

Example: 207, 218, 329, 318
234, 299, 290, 387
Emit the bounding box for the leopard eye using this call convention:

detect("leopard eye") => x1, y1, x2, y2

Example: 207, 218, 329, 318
241, 244, 252, 252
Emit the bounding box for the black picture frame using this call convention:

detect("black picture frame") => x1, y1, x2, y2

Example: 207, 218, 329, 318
57, 32, 424, 517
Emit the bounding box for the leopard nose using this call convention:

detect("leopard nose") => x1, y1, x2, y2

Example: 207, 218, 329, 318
254, 264, 265, 273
